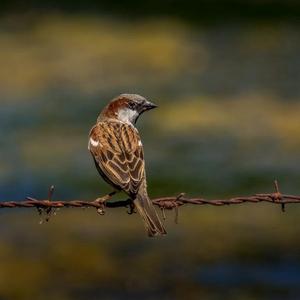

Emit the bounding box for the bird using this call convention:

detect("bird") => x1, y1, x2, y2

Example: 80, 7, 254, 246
88, 94, 166, 237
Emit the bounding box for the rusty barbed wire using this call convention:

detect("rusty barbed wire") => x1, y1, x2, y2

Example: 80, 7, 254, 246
1, 181, 300, 223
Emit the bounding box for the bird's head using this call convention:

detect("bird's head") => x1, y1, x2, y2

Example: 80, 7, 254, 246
98, 94, 158, 124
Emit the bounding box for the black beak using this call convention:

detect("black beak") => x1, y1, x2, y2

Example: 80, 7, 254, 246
144, 100, 158, 111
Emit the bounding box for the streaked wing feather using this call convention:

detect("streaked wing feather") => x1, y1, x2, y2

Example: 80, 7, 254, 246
89, 122, 145, 195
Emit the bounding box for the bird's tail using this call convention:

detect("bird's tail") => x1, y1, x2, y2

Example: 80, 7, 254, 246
134, 192, 166, 237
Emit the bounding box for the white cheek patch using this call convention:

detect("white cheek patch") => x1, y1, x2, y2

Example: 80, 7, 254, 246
90, 138, 100, 147
118, 108, 138, 124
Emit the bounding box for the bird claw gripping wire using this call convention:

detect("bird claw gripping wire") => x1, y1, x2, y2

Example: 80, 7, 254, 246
94, 198, 107, 215
94, 191, 116, 215
126, 201, 136, 215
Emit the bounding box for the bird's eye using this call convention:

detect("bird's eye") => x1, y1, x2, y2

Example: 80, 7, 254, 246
128, 102, 135, 109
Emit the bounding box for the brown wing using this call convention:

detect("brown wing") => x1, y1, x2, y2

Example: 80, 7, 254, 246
88, 121, 145, 196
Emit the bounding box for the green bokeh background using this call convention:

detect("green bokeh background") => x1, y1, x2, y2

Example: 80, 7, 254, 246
1, 1, 300, 299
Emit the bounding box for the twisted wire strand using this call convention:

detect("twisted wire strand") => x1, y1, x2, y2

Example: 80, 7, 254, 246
0, 181, 298, 214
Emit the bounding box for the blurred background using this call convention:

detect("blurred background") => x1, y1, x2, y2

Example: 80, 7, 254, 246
1, 1, 300, 299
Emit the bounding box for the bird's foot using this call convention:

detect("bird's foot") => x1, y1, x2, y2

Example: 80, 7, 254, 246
94, 191, 116, 215
126, 200, 136, 215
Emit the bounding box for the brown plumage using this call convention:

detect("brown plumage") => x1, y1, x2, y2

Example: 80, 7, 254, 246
88, 94, 166, 237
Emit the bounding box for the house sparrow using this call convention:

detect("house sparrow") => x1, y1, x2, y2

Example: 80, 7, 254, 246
88, 94, 166, 237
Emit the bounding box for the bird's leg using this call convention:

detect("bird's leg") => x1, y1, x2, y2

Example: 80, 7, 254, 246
94, 191, 117, 215
95, 191, 117, 203
126, 200, 136, 215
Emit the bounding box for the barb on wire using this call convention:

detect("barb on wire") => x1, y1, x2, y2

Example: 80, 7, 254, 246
0, 181, 299, 223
